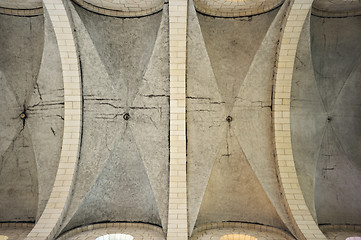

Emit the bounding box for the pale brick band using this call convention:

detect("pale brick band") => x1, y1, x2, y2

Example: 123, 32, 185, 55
71, 0, 163, 17
167, 0, 188, 239
0, 7, 43, 16
312, 0, 361, 17
0, 0, 43, 16
311, 7, 361, 18
56, 223, 164, 240
191, 222, 295, 240
273, 0, 326, 239
194, 0, 284, 17
25, 0, 82, 239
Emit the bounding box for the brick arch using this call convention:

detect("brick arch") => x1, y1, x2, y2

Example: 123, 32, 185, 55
0, 0, 43, 16
272, 0, 327, 239
190, 222, 295, 240
56, 223, 165, 240
193, 0, 284, 17
25, 0, 82, 239
70, 0, 164, 17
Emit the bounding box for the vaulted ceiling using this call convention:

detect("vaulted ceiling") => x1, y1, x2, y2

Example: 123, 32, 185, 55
0, 0, 360, 239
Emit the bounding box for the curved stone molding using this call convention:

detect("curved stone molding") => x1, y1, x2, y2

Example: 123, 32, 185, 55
273, 0, 326, 239
0, 0, 43, 16
25, 0, 82, 239
193, 0, 284, 17
56, 223, 165, 240
191, 222, 295, 240
167, 0, 188, 239
71, 0, 163, 17
312, 0, 361, 17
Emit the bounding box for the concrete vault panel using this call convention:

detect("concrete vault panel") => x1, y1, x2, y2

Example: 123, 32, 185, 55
187, 0, 298, 237
58, 2, 169, 235
291, 13, 361, 225
0, 9, 64, 222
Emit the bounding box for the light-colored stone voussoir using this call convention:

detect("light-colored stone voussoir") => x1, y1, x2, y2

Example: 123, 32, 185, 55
167, 0, 188, 239
71, 0, 163, 17
194, 0, 284, 17
24, 0, 82, 239
273, 0, 327, 239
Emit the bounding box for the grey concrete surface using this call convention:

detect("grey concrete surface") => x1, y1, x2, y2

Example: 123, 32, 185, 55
0, 10, 64, 223
59, 3, 169, 234
291, 14, 361, 225
187, 1, 298, 237
0, 14, 43, 222
196, 10, 277, 113
196, 128, 287, 229
311, 15, 361, 225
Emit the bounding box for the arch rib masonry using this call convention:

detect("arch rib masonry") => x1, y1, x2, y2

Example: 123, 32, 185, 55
273, 0, 327, 239
167, 0, 188, 239
25, 0, 82, 239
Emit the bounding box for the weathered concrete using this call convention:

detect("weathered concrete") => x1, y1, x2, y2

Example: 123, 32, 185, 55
187, 1, 298, 236
58, 3, 169, 234
291, 13, 361, 225
311, 15, 361, 225
0, 10, 64, 223
196, 128, 287, 229
0, 14, 43, 222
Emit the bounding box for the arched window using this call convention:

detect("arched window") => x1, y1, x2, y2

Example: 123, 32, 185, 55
95, 234, 134, 240
220, 234, 257, 240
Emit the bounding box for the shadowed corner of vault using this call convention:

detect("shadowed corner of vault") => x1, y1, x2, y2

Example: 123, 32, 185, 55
310, 12, 361, 224
310, 12, 361, 114
310, 13, 361, 172
193, 127, 288, 232
315, 123, 361, 225
59, 126, 162, 234
291, 11, 361, 227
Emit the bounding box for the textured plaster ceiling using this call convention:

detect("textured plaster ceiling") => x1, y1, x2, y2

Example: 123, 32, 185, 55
291, 12, 361, 225
56, 3, 170, 235
187, 1, 299, 237
1, 0, 361, 238
0, 12, 64, 223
